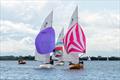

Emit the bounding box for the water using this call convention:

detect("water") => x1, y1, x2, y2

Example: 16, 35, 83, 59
0, 61, 120, 80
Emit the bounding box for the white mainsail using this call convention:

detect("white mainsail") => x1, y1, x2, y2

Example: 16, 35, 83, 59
69, 6, 78, 28
40, 11, 53, 31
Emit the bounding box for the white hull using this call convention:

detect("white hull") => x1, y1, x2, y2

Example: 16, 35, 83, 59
39, 64, 54, 69
55, 62, 64, 66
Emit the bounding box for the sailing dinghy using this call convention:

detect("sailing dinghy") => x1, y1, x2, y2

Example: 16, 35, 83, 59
54, 28, 64, 66
63, 6, 86, 69
35, 11, 55, 69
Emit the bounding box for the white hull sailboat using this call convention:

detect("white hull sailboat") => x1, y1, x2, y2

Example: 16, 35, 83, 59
35, 11, 55, 69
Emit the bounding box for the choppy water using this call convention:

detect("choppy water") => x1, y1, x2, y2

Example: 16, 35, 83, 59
0, 61, 120, 80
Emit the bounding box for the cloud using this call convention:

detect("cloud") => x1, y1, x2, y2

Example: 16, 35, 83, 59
0, 37, 34, 52
1, 0, 48, 22
79, 11, 120, 28
1, 0, 47, 10
87, 29, 120, 51
1, 0, 20, 8
78, 11, 120, 55
0, 20, 37, 55
0, 20, 37, 34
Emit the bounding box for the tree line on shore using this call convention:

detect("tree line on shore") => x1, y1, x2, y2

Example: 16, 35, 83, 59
0, 55, 120, 61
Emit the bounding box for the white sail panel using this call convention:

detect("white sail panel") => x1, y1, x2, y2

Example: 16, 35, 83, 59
35, 50, 45, 61
40, 11, 53, 31
69, 6, 78, 28
57, 28, 64, 43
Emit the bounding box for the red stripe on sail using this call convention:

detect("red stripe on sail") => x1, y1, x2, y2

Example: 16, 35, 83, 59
55, 54, 62, 57
80, 27, 86, 48
66, 32, 74, 52
64, 25, 74, 46
66, 31, 80, 52
75, 23, 84, 49
68, 48, 83, 53
64, 22, 86, 54
64, 25, 74, 51
70, 32, 74, 41
67, 41, 83, 53
66, 31, 84, 53
55, 47, 63, 51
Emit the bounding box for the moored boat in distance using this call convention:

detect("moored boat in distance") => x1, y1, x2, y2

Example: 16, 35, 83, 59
88, 56, 91, 61
18, 59, 26, 64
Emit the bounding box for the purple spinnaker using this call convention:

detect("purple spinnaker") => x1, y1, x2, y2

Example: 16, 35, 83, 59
35, 27, 55, 55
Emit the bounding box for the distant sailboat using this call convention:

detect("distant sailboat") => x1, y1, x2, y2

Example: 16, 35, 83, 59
35, 11, 55, 68
18, 58, 26, 64
54, 28, 64, 66
63, 6, 86, 69
88, 56, 91, 61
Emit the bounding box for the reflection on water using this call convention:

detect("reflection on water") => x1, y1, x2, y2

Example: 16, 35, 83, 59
0, 61, 120, 80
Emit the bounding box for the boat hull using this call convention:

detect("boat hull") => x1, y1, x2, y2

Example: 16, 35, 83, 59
56, 62, 64, 66
69, 64, 83, 69
39, 64, 54, 69
18, 62, 26, 64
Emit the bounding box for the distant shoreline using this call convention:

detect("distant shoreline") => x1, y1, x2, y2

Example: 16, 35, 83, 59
0, 56, 120, 61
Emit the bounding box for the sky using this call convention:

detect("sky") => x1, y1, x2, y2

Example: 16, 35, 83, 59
0, 0, 120, 56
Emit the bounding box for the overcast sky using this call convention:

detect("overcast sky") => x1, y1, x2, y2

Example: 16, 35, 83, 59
0, 0, 120, 56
